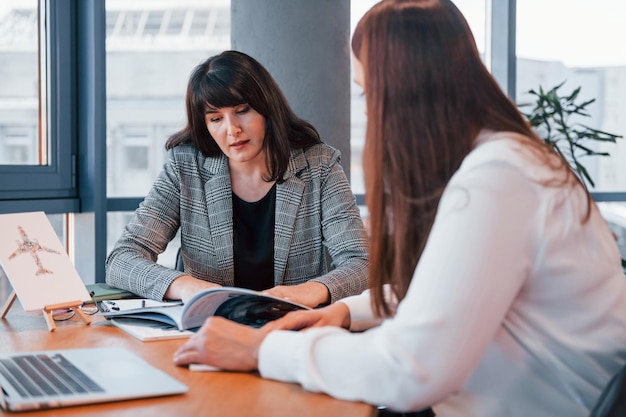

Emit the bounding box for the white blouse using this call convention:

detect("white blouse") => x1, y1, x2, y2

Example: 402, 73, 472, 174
258, 131, 626, 417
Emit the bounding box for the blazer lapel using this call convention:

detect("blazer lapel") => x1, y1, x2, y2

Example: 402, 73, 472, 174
274, 150, 306, 284
203, 155, 235, 286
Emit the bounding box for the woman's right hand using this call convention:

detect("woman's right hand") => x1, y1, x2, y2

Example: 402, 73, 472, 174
165, 274, 221, 304
262, 301, 351, 332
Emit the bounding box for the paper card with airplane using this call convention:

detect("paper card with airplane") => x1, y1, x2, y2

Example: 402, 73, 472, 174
0, 211, 91, 311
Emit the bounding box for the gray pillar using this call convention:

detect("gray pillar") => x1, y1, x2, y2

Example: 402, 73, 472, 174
231, 0, 352, 180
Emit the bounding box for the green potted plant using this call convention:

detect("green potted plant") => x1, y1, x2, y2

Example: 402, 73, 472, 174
519, 81, 622, 188
519, 81, 625, 269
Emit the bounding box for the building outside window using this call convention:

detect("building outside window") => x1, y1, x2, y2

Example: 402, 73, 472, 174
0, 1, 40, 166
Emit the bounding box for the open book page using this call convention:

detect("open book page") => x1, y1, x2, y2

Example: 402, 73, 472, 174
181, 287, 311, 329
98, 299, 185, 329
110, 317, 194, 341
98, 287, 311, 331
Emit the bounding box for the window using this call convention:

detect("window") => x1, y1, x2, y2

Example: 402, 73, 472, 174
0, 3, 39, 166
0, 126, 37, 164
517, 0, 626, 259
517, 0, 626, 193
0, 0, 77, 210
106, 0, 230, 200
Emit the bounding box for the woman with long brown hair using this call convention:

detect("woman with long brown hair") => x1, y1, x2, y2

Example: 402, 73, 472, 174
174, 2, 626, 415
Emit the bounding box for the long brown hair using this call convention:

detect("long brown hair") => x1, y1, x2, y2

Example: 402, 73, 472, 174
166, 50, 321, 182
353, 0, 588, 316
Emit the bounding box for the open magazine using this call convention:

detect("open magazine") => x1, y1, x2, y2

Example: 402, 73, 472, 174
110, 317, 196, 341
97, 287, 311, 330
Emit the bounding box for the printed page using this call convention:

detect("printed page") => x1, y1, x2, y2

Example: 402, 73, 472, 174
180, 291, 233, 329
180, 287, 310, 330
111, 317, 194, 341
212, 296, 308, 327
99, 299, 185, 329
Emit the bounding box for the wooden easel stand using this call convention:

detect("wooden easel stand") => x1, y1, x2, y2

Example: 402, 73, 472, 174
0, 290, 17, 319
1, 290, 91, 332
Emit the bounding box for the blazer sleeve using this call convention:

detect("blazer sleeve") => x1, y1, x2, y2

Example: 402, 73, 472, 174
309, 147, 369, 302
105, 152, 184, 300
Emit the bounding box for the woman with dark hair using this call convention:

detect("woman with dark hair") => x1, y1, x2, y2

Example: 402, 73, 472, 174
173, 2, 626, 416
106, 50, 368, 308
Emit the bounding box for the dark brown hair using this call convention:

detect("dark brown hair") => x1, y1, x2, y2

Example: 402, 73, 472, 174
166, 50, 321, 182
352, 0, 587, 316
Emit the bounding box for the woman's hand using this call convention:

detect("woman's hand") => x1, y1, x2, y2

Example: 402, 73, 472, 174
263, 281, 330, 308
173, 317, 267, 371
165, 275, 221, 304
262, 301, 351, 332
173, 302, 350, 370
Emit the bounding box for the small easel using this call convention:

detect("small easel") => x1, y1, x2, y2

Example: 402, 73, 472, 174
0, 211, 94, 332
1, 289, 91, 332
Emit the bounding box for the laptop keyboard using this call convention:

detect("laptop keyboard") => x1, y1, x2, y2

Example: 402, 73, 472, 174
0, 353, 104, 398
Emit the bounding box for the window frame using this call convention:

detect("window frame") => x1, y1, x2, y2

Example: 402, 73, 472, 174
0, 0, 78, 214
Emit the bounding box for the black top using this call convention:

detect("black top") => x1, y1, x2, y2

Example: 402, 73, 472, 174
232, 184, 276, 291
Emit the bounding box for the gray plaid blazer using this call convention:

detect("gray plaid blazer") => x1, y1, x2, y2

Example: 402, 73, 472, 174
106, 143, 368, 303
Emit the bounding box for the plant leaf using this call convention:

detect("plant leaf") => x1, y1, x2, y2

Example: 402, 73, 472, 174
518, 81, 623, 188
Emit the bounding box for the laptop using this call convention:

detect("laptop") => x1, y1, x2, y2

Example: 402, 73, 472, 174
0, 347, 187, 411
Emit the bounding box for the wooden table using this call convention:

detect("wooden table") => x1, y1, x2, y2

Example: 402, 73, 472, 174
0, 305, 376, 417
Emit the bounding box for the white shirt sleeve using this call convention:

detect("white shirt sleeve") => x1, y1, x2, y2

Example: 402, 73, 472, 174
259, 148, 542, 411
339, 286, 399, 331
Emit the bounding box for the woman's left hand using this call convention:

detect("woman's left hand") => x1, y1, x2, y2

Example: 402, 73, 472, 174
263, 281, 330, 307
173, 317, 268, 371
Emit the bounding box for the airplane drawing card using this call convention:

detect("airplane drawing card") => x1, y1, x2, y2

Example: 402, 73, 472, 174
0, 211, 91, 311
